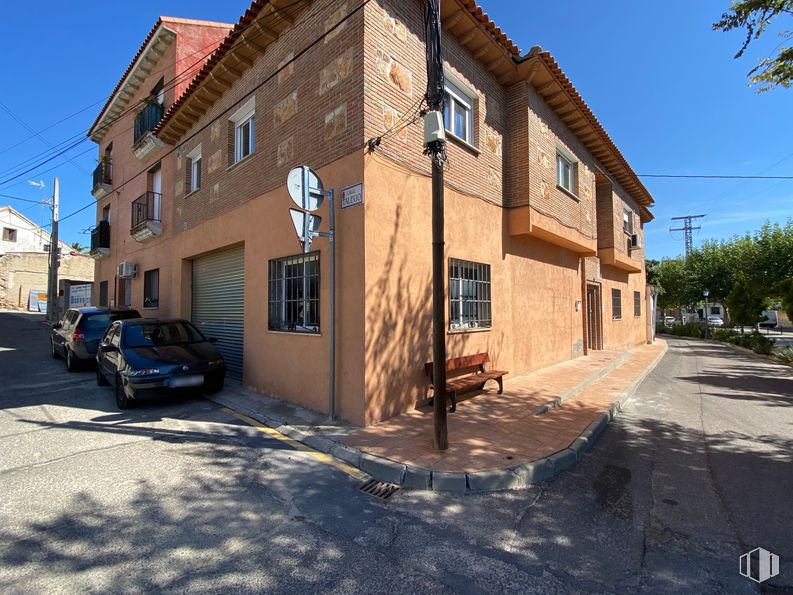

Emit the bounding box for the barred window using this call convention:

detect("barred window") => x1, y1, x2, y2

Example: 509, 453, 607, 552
449, 258, 491, 330
634, 291, 641, 317
268, 252, 319, 333
612, 288, 622, 320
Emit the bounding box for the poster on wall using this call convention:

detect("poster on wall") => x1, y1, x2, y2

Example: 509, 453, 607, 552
28, 290, 47, 313
69, 284, 92, 307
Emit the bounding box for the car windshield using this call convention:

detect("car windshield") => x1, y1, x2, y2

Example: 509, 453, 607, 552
81, 313, 111, 333
124, 322, 206, 348
111, 310, 141, 321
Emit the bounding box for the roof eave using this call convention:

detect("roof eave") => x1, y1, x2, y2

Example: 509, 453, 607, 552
518, 50, 655, 217
88, 21, 178, 143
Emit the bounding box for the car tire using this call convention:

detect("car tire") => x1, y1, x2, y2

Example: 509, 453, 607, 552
96, 366, 109, 386
50, 340, 59, 359
205, 376, 224, 394
66, 349, 78, 372
115, 376, 130, 410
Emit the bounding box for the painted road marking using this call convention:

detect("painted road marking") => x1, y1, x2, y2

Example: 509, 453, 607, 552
223, 408, 367, 480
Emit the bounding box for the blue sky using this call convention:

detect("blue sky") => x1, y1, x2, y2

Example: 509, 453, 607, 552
0, 1, 790, 259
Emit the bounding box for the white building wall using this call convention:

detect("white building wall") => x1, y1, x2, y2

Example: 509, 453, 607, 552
0, 206, 69, 255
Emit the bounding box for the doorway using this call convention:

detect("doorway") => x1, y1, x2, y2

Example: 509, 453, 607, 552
586, 284, 603, 351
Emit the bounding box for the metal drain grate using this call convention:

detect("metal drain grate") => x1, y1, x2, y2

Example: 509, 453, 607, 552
358, 478, 401, 501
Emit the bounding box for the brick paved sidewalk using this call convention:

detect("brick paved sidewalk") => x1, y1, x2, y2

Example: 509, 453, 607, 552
343, 340, 668, 474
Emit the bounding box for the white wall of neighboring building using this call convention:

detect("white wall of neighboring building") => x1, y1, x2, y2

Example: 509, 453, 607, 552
0, 206, 69, 255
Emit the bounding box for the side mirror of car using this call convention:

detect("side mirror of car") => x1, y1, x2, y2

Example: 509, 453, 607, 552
208, 337, 219, 344
52, 322, 62, 329
99, 343, 118, 353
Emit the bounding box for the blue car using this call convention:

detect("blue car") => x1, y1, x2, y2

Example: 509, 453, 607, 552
51, 307, 141, 371
96, 318, 226, 409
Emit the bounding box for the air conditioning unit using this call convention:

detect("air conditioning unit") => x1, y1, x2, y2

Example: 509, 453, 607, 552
630, 234, 641, 249
118, 260, 137, 279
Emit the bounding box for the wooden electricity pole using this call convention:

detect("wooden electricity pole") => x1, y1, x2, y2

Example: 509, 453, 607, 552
47, 178, 59, 322
424, 0, 448, 450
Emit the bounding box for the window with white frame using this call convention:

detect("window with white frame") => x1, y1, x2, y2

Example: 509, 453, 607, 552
186, 145, 202, 193
556, 152, 575, 193
268, 252, 319, 333
443, 76, 474, 145
623, 208, 634, 234
230, 97, 255, 165
449, 258, 491, 330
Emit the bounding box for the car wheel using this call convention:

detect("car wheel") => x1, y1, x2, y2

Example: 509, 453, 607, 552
205, 376, 224, 394
50, 340, 59, 359
66, 349, 78, 372
96, 365, 108, 386
115, 376, 130, 410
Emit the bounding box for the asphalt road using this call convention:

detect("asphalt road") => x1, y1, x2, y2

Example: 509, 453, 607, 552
0, 312, 790, 593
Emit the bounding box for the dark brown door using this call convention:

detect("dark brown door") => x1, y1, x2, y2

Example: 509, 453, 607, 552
587, 284, 603, 351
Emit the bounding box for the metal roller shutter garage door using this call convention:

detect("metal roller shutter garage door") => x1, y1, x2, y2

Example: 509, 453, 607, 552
192, 246, 244, 379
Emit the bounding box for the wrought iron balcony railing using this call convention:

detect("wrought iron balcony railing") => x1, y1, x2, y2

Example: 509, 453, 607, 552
90, 220, 110, 252
133, 101, 164, 144
131, 192, 161, 229
92, 159, 112, 191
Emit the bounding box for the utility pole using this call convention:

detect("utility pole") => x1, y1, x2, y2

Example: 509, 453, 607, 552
47, 177, 60, 322
424, 0, 448, 450
670, 214, 705, 258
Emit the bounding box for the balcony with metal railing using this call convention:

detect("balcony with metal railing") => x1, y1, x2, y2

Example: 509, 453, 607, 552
91, 159, 112, 199
130, 191, 162, 242
90, 220, 110, 259
132, 101, 165, 160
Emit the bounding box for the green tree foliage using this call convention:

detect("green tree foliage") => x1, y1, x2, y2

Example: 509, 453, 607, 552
726, 271, 767, 328
713, 0, 793, 91
686, 239, 735, 304
775, 278, 793, 314
70, 242, 87, 253
653, 218, 792, 318
652, 258, 692, 311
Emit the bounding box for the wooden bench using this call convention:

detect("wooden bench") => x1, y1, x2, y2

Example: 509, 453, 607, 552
424, 353, 508, 412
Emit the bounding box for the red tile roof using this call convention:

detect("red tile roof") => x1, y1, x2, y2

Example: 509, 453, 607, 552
88, 17, 232, 141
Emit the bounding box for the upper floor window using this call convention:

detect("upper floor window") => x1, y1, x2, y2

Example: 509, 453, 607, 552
556, 152, 575, 193
152, 77, 164, 106
2, 227, 17, 242
443, 77, 474, 145
449, 258, 491, 330
186, 145, 202, 194
623, 208, 634, 234
230, 97, 255, 164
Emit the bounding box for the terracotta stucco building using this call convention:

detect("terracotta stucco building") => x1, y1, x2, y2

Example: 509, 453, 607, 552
90, 0, 655, 426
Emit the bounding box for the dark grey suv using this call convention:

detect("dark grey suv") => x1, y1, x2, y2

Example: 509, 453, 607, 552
50, 307, 141, 371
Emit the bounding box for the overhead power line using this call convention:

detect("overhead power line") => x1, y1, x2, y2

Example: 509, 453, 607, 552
0, 1, 306, 189
32, 0, 373, 234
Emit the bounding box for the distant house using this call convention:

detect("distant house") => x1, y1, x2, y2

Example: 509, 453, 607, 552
0, 205, 64, 255
0, 205, 93, 311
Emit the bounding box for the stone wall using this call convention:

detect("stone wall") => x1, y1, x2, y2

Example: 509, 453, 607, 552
0, 252, 94, 309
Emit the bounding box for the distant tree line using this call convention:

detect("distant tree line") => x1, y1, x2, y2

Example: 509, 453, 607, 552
647, 219, 793, 326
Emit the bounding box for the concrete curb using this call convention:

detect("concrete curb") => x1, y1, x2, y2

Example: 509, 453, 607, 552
532, 351, 631, 416
209, 342, 669, 494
